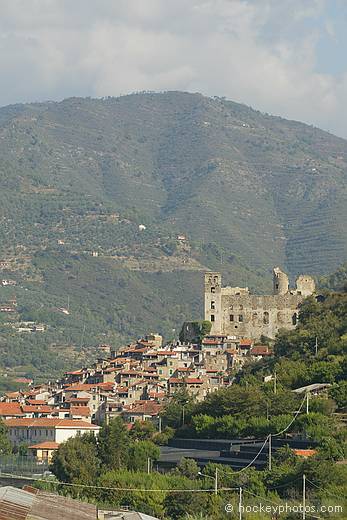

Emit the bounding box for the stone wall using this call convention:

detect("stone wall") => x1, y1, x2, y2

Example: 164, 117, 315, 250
204, 268, 315, 340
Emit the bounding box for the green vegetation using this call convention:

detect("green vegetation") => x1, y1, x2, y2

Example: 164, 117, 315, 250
172, 289, 347, 448
47, 416, 347, 519
44, 289, 347, 518
0, 92, 346, 376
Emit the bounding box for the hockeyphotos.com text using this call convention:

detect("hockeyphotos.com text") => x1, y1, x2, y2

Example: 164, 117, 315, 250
224, 502, 343, 515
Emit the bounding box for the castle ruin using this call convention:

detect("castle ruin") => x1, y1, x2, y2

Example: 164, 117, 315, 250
204, 267, 315, 340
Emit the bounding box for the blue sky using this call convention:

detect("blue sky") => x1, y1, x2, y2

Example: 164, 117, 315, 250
0, 0, 346, 138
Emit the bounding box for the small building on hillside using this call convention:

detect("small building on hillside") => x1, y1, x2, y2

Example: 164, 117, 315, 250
5, 418, 100, 446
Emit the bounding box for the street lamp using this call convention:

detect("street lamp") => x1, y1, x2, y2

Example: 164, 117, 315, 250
198, 469, 218, 495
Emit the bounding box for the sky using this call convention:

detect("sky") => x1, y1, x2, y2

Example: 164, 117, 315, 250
0, 0, 347, 138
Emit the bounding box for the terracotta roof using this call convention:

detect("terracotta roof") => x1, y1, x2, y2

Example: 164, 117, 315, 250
0, 403, 24, 416
126, 402, 162, 415
239, 339, 253, 347
64, 384, 97, 392
250, 346, 271, 355
28, 441, 60, 450
157, 351, 176, 356
202, 339, 222, 345
14, 377, 33, 384
21, 405, 53, 413
184, 378, 204, 384
69, 406, 91, 417
65, 369, 84, 375
293, 449, 317, 457
4, 392, 21, 398
115, 387, 129, 393
26, 399, 47, 405
5, 418, 99, 429
65, 397, 90, 403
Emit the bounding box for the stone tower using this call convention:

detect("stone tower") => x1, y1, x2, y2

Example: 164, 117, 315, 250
296, 275, 316, 296
273, 267, 289, 295
204, 272, 222, 334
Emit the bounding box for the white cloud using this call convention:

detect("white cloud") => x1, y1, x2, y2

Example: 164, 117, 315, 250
0, 0, 346, 137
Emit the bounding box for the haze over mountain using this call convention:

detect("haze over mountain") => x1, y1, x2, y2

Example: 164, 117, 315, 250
0, 91, 346, 375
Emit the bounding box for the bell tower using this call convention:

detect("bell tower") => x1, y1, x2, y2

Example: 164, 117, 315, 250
204, 272, 222, 334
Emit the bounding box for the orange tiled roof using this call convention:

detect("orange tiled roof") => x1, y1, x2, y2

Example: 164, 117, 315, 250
239, 339, 253, 347
28, 441, 60, 450
21, 405, 53, 413
0, 403, 24, 416
26, 399, 47, 405
5, 418, 99, 429
69, 406, 91, 417
293, 449, 317, 457
0, 403, 23, 415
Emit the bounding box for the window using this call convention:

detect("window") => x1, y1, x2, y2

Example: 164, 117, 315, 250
211, 301, 215, 310
263, 311, 269, 325
239, 315, 243, 322
211, 287, 215, 293
210, 314, 215, 322
230, 314, 234, 322
292, 313, 298, 325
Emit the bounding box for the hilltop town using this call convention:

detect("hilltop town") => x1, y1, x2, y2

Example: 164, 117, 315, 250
0, 327, 272, 461
0, 266, 332, 463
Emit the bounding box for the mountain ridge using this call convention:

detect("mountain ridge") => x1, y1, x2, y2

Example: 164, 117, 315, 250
0, 91, 346, 375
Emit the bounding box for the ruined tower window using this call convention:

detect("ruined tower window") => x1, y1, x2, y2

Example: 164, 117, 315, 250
211, 287, 215, 293
211, 301, 215, 310
238, 315, 243, 322
292, 313, 297, 325
230, 314, 234, 322
263, 311, 269, 325
210, 314, 215, 322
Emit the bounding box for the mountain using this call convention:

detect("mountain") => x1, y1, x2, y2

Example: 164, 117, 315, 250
0, 91, 346, 377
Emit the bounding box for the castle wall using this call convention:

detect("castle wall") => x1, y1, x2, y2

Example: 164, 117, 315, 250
218, 293, 302, 339
204, 269, 314, 340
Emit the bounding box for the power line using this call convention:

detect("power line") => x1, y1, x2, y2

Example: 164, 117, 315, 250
0, 473, 217, 493
305, 478, 347, 502
272, 394, 307, 437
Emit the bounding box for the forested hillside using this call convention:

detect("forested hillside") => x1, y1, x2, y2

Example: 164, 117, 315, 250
0, 91, 346, 377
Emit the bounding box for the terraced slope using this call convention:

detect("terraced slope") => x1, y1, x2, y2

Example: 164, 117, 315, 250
0, 91, 346, 375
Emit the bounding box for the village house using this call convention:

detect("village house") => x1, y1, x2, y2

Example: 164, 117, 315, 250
5, 417, 100, 461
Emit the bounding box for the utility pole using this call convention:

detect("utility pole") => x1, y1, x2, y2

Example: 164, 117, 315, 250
214, 467, 218, 495
302, 474, 306, 520
315, 337, 318, 356
158, 416, 162, 433
147, 457, 151, 474
306, 392, 309, 414
239, 487, 242, 520
268, 434, 272, 471
274, 372, 277, 395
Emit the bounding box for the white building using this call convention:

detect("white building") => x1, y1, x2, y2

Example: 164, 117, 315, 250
5, 418, 100, 445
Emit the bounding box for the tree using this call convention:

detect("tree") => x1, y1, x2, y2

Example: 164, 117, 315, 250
163, 490, 211, 520
0, 420, 11, 454
50, 433, 100, 484
130, 420, 156, 441
161, 389, 195, 429
128, 440, 160, 472
98, 417, 130, 469
329, 381, 347, 409
175, 457, 199, 479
